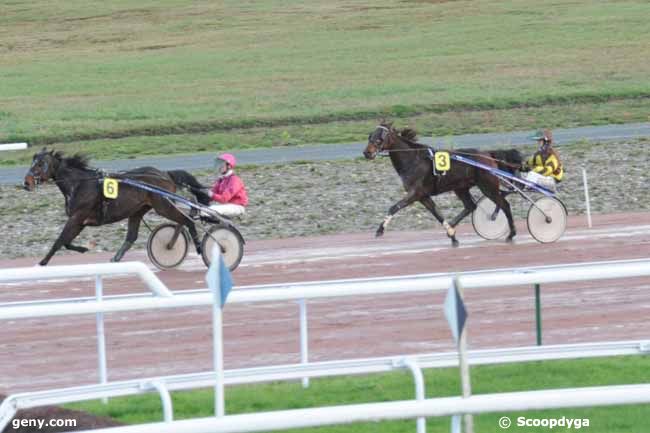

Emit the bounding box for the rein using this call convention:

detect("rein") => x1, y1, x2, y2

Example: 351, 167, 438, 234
453, 150, 522, 169
372, 125, 521, 169
378, 147, 521, 169
35, 167, 177, 187
370, 125, 520, 169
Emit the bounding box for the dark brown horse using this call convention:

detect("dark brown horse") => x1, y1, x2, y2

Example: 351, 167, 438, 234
363, 122, 522, 246
23, 149, 210, 266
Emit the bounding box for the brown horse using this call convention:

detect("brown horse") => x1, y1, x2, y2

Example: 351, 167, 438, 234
363, 122, 522, 246
24, 149, 210, 266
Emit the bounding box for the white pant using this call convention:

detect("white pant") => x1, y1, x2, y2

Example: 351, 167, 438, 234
525, 171, 557, 191
209, 203, 246, 217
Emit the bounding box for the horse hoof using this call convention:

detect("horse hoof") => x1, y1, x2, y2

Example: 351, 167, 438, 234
375, 228, 384, 238
506, 236, 515, 244
451, 239, 460, 248
38, 260, 47, 266
79, 247, 89, 254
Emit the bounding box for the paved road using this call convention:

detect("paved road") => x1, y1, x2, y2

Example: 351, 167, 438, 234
3, 122, 649, 185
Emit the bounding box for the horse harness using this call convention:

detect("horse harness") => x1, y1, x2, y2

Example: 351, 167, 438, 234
375, 132, 444, 177
25, 157, 50, 187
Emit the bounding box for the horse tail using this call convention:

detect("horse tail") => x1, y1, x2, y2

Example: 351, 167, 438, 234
167, 170, 211, 205
489, 149, 523, 174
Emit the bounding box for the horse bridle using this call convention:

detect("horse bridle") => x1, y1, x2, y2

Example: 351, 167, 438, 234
26, 154, 50, 185
373, 125, 391, 153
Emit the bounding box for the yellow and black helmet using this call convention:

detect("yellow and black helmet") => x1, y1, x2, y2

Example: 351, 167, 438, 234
529, 129, 553, 143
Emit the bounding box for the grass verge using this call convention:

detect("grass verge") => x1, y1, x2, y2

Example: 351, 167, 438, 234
67, 356, 650, 432
1, 97, 650, 166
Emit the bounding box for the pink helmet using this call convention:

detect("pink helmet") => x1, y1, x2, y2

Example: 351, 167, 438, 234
217, 153, 236, 168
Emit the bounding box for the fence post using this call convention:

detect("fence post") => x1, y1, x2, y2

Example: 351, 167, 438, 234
209, 250, 225, 417
454, 277, 474, 433
95, 276, 108, 404
149, 381, 174, 422
535, 284, 542, 346
402, 358, 426, 433
450, 415, 461, 433
299, 299, 310, 388
582, 167, 592, 229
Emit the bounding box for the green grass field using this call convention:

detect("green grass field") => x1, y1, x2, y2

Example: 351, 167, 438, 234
2, 0, 650, 165
68, 356, 650, 432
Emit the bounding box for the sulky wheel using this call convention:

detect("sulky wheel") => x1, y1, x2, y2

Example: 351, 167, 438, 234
471, 196, 510, 240
147, 223, 190, 270
201, 225, 245, 271
527, 197, 567, 243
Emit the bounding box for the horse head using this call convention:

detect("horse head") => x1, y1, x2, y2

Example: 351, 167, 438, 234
363, 121, 396, 160
24, 148, 59, 191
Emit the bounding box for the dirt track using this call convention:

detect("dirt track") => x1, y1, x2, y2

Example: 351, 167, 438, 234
3, 136, 649, 262
0, 212, 649, 393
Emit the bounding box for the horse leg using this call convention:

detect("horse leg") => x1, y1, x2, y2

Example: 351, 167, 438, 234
154, 200, 202, 255
418, 196, 445, 224
183, 220, 202, 255
432, 189, 475, 247
489, 190, 512, 221
418, 195, 458, 242
376, 194, 419, 237
64, 243, 88, 253
112, 208, 149, 262
490, 206, 501, 221
479, 183, 516, 242
40, 216, 86, 266
449, 189, 477, 227
420, 195, 459, 247
165, 220, 201, 256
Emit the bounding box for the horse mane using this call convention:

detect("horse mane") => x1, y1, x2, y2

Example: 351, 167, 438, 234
399, 128, 418, 142
397, 127, 428, 149
60, 152, 92, 170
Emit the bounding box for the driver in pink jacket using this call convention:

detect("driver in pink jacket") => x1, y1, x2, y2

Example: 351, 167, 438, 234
210, 153, 248, 217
